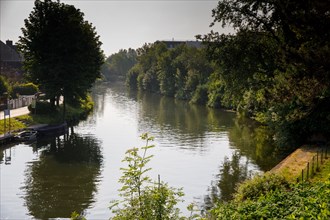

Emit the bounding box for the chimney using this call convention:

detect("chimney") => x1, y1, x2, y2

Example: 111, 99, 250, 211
6, 40, 13, 47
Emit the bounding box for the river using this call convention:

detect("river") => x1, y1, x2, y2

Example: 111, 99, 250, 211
0, 82, 283, 219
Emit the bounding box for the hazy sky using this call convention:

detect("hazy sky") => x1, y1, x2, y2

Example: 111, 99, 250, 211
1, 0, 231, 56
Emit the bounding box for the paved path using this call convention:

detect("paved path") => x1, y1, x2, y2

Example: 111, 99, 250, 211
0, 106, 30, 119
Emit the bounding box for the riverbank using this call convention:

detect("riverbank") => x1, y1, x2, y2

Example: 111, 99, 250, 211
0, 98, 94, 140
270, 145, 329, 182
209, 145, 330, 219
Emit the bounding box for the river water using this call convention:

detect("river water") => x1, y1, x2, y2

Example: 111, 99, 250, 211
0, 82, 283, 219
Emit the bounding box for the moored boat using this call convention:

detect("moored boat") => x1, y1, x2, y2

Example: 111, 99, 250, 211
14, 130, 38, 142
35, 122, 68, 136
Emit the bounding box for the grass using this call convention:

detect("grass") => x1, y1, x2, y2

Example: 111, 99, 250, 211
310, 157, 330, 182
0, 97, 94, 135
0, 117, 26, 134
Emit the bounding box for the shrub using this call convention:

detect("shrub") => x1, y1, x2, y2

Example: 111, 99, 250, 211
110, 133, 185, 219
12, 83, 38, 97
28, 101, 56, 114
211, 181, 330, 219
234, 173, 290, 202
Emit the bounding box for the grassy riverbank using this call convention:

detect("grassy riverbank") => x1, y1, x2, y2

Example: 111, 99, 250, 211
208, 145, 330, 219
0, 98, 93, 135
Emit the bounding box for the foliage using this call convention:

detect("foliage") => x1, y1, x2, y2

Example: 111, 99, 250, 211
210, 180, 330, 219
17, 0, 104, 109
0, 117, 26, 135
102, 49, 137, 81
26, 95, 93, 125
127, 42, 213, 103
0, 75, 10, 95
70, 211, 86, 220
28, 101, 56, 114
196, 0, 330, 145
11, 83, 38, 97
110, 133, 186, 219
234, 173, 290, 202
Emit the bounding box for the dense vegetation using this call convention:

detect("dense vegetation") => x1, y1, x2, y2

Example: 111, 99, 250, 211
126, 42, 213, 104
199, 0, 330, 147
209, 174, 330, 219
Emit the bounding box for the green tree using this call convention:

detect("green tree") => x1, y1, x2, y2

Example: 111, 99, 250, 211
17, 0, 104, 117
102, 49, 137, 81
200, 0, 330, 145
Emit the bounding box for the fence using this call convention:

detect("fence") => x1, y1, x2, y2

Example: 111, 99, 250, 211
297, 148, 329, 182
7, 95, 34, 109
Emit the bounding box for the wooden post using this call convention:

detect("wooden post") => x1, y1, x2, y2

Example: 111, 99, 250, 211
312, 156, 314, 176
307, 162, 309, 180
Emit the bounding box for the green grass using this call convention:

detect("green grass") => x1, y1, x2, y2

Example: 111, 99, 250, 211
0, 117, 26, 134
0, 97, 94, 135
311, 157, 330, 182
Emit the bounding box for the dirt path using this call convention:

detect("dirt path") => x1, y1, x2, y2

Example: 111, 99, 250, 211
270, 145, 328, 181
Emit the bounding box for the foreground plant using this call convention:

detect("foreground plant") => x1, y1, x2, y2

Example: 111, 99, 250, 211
110, 133, 187, 219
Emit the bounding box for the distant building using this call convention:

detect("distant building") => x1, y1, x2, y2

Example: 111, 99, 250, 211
0, 40, 23, 69
156, 40, 202, 49
0, 40, 24, 82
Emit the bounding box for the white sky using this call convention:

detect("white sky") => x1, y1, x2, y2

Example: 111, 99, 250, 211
0, 0, 231, 56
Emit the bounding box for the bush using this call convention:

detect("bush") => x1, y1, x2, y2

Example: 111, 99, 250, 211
211, 180, 330, 219
12, 83, 38, 98
234, 173, 290, 202
28, 101, 56, 114
0, 75, 10, 95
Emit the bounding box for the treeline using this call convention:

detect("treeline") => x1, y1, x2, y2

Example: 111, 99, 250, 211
126, 43, 216, 105
111, 0, 328, 147
101, 49, 137, 81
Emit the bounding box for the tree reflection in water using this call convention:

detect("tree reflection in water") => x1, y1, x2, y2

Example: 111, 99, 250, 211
203, 152, 250, 211
22, 132, 103, 219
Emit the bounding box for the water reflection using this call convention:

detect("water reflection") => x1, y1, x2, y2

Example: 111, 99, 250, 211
22, 133, 103, 219
229, 118, 283, 171
203, 152, 249, 210
137, 92, 234, 134
202, 118, 284, 210
133, 91, 235, 151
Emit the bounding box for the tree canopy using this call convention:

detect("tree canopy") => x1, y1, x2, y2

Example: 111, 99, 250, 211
101, 49, 137, 81
127, 42, 213, 103
17, 0, 104, 107
198, 0, 330, 145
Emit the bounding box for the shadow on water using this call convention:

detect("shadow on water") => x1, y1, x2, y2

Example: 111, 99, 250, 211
21, 132, 103, 219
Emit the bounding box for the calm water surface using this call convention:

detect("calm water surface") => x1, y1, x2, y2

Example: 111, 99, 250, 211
0, 82, 282, 219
